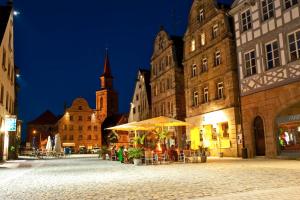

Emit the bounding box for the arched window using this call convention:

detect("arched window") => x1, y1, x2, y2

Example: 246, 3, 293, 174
100, 97, 103, 111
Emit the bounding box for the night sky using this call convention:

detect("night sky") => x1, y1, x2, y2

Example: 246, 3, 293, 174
1, 0, 233, 139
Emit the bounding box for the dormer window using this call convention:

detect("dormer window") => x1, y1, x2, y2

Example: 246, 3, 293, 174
199, 9, 204, 22
191, 38, 196, 52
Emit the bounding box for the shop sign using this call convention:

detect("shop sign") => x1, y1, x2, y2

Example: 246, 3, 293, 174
5, 115, 17, 132
277, 114, 300, 125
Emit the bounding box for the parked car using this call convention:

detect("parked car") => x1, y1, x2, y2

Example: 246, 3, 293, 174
91, 147, 100, 154
79, 146, 87, 154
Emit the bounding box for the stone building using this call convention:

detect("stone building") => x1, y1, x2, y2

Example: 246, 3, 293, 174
57, 98, 102, 152
230, 0, 300, 158
150, 27, 186, 147
128, 69, 151, 123
26, 110, 59, 149
0, 2, 19, 160
184, 0, 241, 157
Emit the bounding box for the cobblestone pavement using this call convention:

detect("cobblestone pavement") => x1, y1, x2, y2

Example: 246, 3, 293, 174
1, 157, 300, 200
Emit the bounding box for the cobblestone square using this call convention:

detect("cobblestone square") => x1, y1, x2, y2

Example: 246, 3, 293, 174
1, 157, 300, 200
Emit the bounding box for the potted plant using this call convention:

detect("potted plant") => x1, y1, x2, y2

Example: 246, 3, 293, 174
128, 147, 143, 165
99, 146, 109, 160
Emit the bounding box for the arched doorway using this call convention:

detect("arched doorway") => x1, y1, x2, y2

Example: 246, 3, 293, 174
254, 116, 265, 156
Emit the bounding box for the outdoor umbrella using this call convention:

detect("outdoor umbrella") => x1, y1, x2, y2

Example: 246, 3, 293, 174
46, 136, 52, 152
54, 134, 62, 153
106, 122, 154, 147
134, 116, 190, 127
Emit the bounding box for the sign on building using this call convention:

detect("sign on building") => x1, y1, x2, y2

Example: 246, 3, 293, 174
5, 115, 17, 132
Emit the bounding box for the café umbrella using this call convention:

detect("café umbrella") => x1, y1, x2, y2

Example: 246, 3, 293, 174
54, 134, 62, 153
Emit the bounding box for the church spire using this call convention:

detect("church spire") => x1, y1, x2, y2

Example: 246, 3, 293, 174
100, 49, 113, 90
102, 49, 113, 78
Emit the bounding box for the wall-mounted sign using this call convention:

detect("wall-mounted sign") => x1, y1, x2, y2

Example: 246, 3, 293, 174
5, 115, 17, 131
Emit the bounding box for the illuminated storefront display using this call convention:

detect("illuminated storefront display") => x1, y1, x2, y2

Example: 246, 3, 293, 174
277, 115, 300, 152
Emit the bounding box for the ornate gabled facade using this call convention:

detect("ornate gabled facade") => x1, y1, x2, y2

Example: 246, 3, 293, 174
96, 51, 118, 121
57, 98, 102, 152
184, 0, 241, 157
150, 27, 186, 148
0, 3, 18, 160
128, 69, 151, 123
230, 0, 300, 157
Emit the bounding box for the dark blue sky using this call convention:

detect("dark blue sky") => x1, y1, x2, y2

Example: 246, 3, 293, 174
8, 0, 193, 124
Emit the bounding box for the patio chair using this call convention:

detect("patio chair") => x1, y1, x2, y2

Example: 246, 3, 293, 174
183, 150, 193, 163
144, 151, 154, 165
157, 152, 168, 164
178, 150, 185, 162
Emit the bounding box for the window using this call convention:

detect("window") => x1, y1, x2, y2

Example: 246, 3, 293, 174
70, 115, 74, 121
217, 82, 224, 99
191, 38, 196, 52
136, 94, 139, 101
100, 97, 103, 111
78, 106, 82, 110
200, 33, 206, 46
69, 125, 74, 131
212, 24, 219, 38
285, 0, 298, 9
0, 85, 4, 104
170, 102, 174, 116
94, 126, 98, 131
241, 9, 252, 32
199, 9, 204, 22
78, 135, 83, 140
87, 116, 91, 121
262, 0, 274, 21
193, 91, 199, 107
87, 135, 92, 140
88, 125, 92, 131
79, 126, 83, 131
78, 116, 83, 121
203, 87, 209, 103
192, 65, 197, 77
244, 50, 257, 77
133, 107, 136, 114
265, 41, 280, 69
7, 62, 11, 78
288, 30, 300, 61
215, 51, 221, 66
221, 123, 229, 138
202, 58, 208, 72
69, 135, 74, 141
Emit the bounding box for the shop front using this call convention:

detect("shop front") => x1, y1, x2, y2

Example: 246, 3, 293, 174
186, 108, 240, 157
277, 114, 300, 153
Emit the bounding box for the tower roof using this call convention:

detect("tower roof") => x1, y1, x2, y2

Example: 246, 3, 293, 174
101, 50, 113, 78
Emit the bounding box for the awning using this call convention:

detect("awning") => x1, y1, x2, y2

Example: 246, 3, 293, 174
62, 143, 75, 147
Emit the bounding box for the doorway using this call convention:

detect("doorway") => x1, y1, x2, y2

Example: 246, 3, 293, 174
254, 116, 265, 156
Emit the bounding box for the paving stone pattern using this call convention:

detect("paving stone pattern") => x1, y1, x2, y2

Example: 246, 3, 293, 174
0, 158, 300, 200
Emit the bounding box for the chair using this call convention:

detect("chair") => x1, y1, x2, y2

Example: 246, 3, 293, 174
144, 151, 154, 165
157, 152, 168, 164
178, 150, 185, 162
183, 150, 193, 163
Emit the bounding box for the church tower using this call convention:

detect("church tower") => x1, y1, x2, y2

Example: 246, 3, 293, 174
96, 51, 118, 120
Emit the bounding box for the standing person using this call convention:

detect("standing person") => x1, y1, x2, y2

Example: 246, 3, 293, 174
117, 146, 124, 163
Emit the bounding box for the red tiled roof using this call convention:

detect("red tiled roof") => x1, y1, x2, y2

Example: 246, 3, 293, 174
28, 110, 59, 125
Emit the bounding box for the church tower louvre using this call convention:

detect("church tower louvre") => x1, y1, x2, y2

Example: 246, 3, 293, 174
96, 51, 118, 120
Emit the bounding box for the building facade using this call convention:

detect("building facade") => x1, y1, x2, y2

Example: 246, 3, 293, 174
0, 3, 18, 160
184, 0, 241, 157
128, 69, 151, 123
150, 27, 186, 147
230, 0, 300, 157
57, 98, 102, 152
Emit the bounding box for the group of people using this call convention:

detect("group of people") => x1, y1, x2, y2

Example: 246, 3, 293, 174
111, 145, 129, 163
